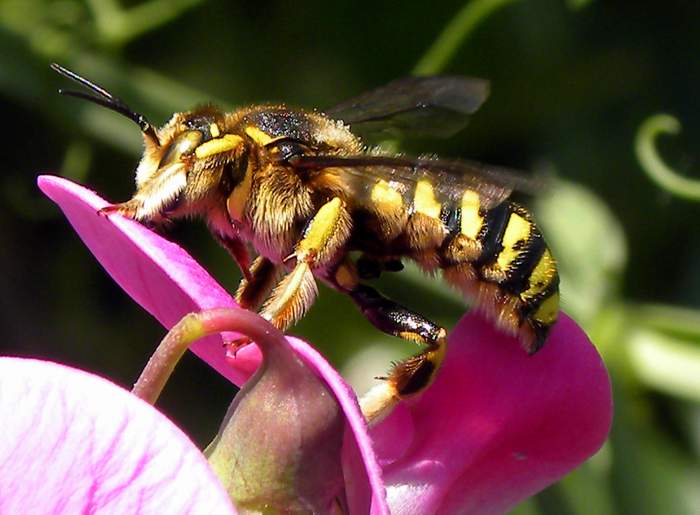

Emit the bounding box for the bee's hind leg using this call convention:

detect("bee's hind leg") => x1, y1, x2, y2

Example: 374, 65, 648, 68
348, 284, 448, 396
329, 269, 448, 421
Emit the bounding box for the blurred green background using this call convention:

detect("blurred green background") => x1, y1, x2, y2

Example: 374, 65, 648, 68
1, 0, 699, 512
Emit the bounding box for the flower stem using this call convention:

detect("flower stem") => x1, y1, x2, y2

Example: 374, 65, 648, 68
87, 0, 205, 47
413, 0, 518, 75
132, 308, 284, 404
634, 114, 700, 201
132, 312, 205, 403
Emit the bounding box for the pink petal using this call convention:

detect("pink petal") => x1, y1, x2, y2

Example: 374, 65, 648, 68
372, 312, 612, 514
0, 357, 236, 514
39, 176, 389, 513
278, 338, 390, 514
37, 175, 260, 385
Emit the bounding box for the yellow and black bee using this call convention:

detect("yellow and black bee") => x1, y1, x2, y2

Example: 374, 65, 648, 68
52, 64, 559, 412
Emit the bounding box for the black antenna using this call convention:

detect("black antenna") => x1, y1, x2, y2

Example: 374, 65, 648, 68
50, 63, 159, 145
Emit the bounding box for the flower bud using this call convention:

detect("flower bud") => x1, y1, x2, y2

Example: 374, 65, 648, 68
207, 331, 345, 513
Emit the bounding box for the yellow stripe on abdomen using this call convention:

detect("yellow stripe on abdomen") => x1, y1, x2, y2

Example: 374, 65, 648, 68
532, 291, 559, 326
521, 248, 557, 301
371, 180, 403, 209
413, 180, 441, 219
479, 210, 532, 283
460, 190, 483, 239
496, 212, 532, 271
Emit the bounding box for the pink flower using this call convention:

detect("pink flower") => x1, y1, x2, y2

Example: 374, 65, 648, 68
372, 314, 610, 513
0, 357, 237, 513
36, 175, 612, 513
36, 175, 387, 513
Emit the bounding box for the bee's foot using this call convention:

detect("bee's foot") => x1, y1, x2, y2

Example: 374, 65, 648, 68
98, 202, 136, 219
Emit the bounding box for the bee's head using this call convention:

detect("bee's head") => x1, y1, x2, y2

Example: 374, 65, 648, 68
51, 64, 247, 223
131, 107, 248, 221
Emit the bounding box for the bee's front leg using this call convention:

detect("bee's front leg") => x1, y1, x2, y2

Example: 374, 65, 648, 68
98, 200, 140, 219
99, 200, 174, 232
214, 233, 254, 282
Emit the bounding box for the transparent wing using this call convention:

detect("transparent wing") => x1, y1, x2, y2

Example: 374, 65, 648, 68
289, 153, 542, 208
325, 76, 489, 139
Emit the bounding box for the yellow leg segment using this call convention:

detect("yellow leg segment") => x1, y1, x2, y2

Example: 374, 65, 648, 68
259, 197, 351, 332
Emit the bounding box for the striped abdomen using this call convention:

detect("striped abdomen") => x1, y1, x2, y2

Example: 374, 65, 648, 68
438, 192, 559, 353
364, 178, 560, 353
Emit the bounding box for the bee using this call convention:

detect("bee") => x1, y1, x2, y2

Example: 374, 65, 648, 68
52, 64, 559, 408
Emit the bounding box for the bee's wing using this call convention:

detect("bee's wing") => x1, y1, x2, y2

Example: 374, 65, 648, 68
289, 154, 541, 208
325, 76, 489, 139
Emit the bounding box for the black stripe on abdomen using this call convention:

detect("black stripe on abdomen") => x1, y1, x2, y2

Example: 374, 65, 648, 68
474, 202, 510, 267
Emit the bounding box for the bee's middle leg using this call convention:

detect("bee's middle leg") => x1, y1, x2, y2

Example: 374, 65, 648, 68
259, 197, 351, 333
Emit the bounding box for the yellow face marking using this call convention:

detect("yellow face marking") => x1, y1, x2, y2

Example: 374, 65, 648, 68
371, 180, 403, 208
245, 126, 273, 146
297, 197, 343, 260
413, 180, 441, 219
460, 190, 483, 239
209, 123, 220, 138
195, 134, 244, 159
522, 249, 557, 300
227, 162, 253, 222
496, 213, 532, 271
533, 292, 559, 325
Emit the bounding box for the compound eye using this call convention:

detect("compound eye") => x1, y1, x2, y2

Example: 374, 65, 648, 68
159, 130, 203, 168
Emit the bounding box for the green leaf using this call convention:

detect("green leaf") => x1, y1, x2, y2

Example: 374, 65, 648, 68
627, 327, 700, 402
